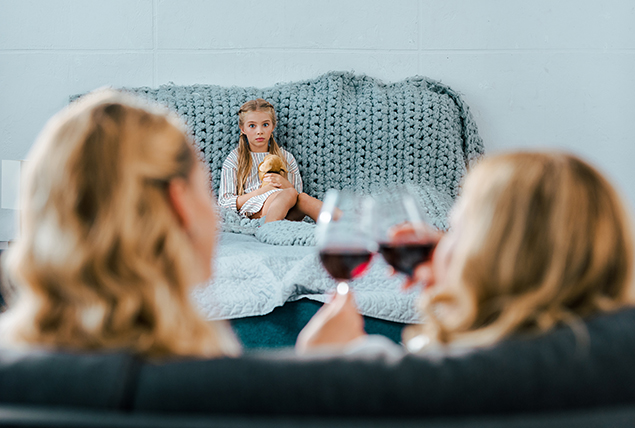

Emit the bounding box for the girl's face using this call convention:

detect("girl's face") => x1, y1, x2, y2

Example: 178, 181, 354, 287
240, 110, 275, 153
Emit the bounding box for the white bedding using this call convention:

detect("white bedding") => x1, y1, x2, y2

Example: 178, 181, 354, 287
192, 231, 420, 324
192, 185, 454, 324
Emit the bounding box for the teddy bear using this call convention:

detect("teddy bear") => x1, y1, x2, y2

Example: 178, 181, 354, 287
257, 154, 288, 187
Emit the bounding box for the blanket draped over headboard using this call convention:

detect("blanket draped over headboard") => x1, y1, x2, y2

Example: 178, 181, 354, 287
77, 72, 484, 323
120, 71, 484, 200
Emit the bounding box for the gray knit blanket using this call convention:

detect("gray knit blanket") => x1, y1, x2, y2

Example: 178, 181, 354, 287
218, 183, 455, 246
196, 183, 455, 323
117, 71, 483, 199
194, 231, 423, 323
78, 72, 484, 323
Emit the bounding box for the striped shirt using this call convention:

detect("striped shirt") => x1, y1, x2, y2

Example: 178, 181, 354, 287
217, 148, 303, 217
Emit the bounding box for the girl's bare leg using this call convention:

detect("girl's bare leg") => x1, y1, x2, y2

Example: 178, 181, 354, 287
249, 193, 278, 220
263, 188, 299, 223
285, 192, 323, 222
285, 206, 305, 221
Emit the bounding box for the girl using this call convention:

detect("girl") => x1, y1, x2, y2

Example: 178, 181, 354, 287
297, 151, 634, 355
218, 98, 322, 223
0, 90, 240, 359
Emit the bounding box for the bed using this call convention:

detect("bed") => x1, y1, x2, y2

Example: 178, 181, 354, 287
109, 71, 485, 348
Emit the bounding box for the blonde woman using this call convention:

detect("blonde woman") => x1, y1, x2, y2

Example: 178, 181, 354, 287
0, 90, 240, 359
297, 152, 634, 355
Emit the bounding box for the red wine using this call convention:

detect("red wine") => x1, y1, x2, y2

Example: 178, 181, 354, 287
319, 248, 373, 281
378, 242, 436, 276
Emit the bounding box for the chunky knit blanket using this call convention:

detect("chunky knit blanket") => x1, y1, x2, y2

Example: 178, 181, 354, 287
79, 72, 483, 323
119, 71, 483, 199
196, 184, 456, 323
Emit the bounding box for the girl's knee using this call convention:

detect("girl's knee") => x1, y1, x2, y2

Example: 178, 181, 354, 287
281, 188, 299, 201
269, 188, 297, 210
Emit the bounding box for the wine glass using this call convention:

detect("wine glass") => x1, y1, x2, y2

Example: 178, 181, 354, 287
371, 185, 440, 279
315, 189, 376, 295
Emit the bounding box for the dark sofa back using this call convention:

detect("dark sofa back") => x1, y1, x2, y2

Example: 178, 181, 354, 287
1, 308, 634, 418
0, 348, 136, 410
133, 308, 635, 417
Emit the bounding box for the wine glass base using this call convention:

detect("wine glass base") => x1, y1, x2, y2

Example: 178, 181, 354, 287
336, 282, 349, 295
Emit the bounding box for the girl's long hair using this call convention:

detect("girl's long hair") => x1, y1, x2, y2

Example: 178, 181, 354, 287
1, 90, 240, 359
235, 98, 287, 195
412, 152, 634, 349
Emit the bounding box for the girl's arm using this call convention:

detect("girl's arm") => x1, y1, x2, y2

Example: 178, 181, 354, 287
219, 155, 278, 211
217, 155, 242, 211
284, 151, 303, 193
252, 149, 299, 195
236, 184, 277, 210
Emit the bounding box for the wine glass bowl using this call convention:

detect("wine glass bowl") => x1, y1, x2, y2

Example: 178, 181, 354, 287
316, 189, 376, 292
371, 185, 440, 278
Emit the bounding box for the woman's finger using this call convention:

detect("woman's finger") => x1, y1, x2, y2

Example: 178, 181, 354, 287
296, 290, 365, 353
413, 263, 434, 289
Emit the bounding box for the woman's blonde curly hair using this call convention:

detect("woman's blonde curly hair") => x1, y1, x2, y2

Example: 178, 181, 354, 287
1, 90, 239, 359
411, 152, 634, 350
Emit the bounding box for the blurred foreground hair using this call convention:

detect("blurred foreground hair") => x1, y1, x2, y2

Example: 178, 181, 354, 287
415, 152, 634, 349
1, 90, 239, 358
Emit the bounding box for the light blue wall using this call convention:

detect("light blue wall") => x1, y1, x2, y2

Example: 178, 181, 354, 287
1, 0, 634, 240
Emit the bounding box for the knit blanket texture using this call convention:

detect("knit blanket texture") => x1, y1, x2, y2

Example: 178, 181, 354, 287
114, 71, 484, 200
77, 72, 484, 322
199, 183, 455, 323
194, 231, 422, 323
218, 182, 454, 246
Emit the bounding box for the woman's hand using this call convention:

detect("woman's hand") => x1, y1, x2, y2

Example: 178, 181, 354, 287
262, 173, 293, 189
296, 290, 366, 354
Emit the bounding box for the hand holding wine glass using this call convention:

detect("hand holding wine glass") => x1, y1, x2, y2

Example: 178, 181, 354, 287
295, 289, 366, 353
372, 185, 442, 289
296, 189, 372, 353
316, 189, 376, 295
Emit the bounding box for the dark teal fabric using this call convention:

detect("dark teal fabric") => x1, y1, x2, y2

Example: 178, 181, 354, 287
231, 298, 405, 349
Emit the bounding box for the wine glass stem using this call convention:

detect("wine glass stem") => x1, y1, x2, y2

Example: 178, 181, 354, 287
337, 281, 349, 295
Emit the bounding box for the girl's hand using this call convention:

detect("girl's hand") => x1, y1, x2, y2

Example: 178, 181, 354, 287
296, 290, 366, 354
263, 173, 292, 189
260, 183, 278, 193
